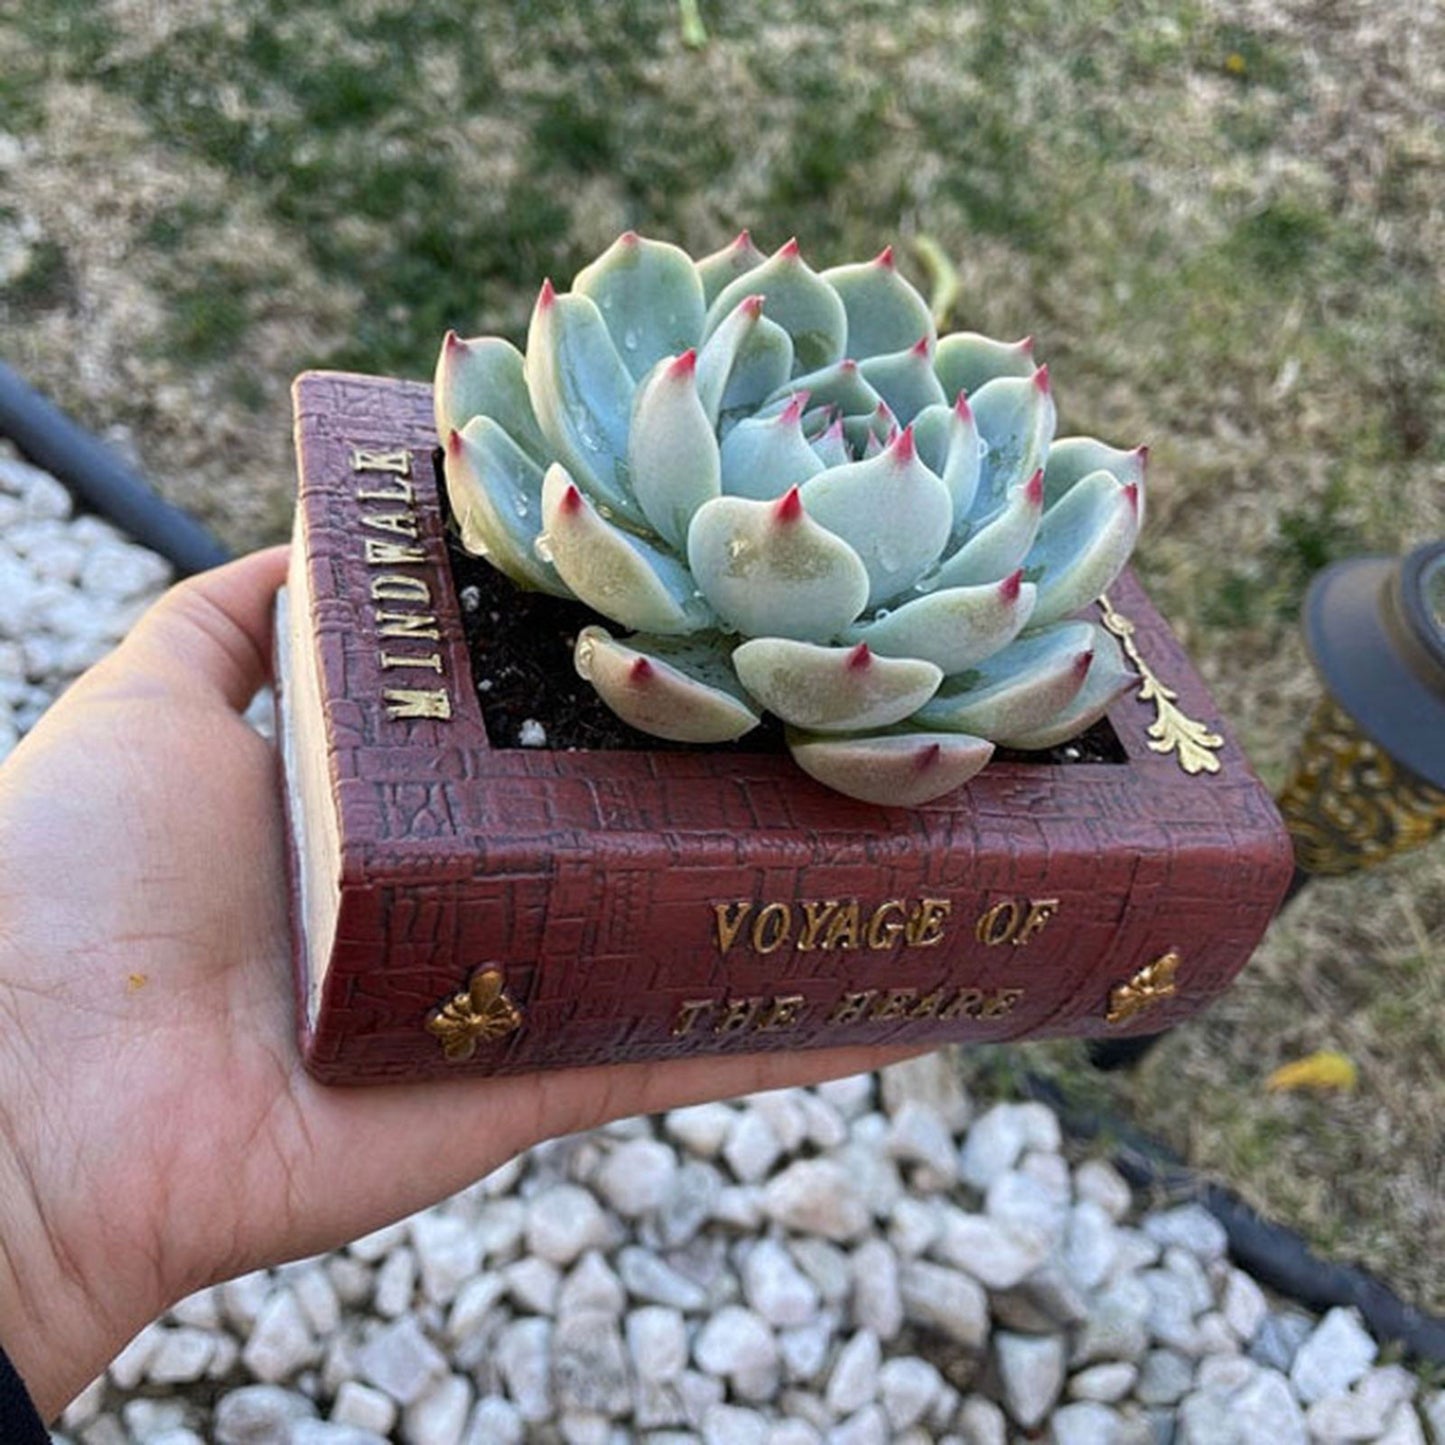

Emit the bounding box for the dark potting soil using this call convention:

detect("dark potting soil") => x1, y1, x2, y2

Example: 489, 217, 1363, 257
436, 451, 1125, 764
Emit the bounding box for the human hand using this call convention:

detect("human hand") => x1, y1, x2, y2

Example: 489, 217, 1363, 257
0, 546, 908, 1418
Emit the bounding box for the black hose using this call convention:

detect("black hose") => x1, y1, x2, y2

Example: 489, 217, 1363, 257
0, 359, 231, 576
1021, 1072, 1445, 1364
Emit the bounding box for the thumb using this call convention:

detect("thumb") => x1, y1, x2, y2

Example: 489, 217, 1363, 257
108, 546, 291, 713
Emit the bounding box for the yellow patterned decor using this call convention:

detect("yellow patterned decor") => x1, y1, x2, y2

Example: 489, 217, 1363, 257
426, 967, 525, 1061
1105, 950, 1181, 1026
1098, 593, 1223, 776
1278, 697, 1445, 875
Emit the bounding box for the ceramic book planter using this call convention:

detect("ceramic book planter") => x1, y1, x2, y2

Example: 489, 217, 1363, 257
275, 371, 1291, 1084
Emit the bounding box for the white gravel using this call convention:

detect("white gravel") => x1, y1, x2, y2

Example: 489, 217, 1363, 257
2, 450, 1438, 1445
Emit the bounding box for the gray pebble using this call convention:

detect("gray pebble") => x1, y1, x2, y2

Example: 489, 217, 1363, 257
1289, 1307, 1377, 1405
213, 1384, 317, 1444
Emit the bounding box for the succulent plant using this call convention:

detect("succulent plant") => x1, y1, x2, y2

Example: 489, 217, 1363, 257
436, 232, 1145, 805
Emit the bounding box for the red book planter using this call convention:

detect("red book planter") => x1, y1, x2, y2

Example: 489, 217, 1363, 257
275, 372, 1293, 1084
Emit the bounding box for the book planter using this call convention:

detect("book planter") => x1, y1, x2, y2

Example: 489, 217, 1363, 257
275, 237, 1292, 1084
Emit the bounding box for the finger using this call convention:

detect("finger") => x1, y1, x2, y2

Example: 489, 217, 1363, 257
109, 546, 290, 713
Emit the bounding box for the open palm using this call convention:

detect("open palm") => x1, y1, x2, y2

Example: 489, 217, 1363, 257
0, 546, 905, 1418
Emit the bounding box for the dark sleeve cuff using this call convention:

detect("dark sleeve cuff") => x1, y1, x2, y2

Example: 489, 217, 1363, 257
0, 1342, 50, 1443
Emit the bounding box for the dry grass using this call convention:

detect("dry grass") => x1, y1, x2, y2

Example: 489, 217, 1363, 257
1, 0, 1441, 1307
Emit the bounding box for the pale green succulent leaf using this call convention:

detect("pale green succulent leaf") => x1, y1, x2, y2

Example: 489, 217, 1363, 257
911, 401, 984, 526
719, 398, 825, 501
524, 287, 645, 526
1025, 470, 1141, 626
940, 399, 984, 536
933, 332, 1036, 401
768, 360, 880, 419
998, 624, 1138, 749
800, 404, 835, 439
539, 464, 711, 634
434, 333, 550, 463
628, 353, 721, 550
704, 241, 847, 376
798, 433, 953, 609
573, 233, 706, 383
686, 492, 870, 640
696, 230, 767, 308
787, 728, 994, 807
696, 295, 763, 426
444, 419, 573, 597
915, 621, 1095, 736
968, 370, 1056, 519
858, 342, 948, 425
715, 315, 796, 425
810, 417, 852, 469
929, 471, 1044, 589
732, 637, 941, 733
820, 250, 937, 360
1043, 435, 1149, 517
844, 575, 1036, 674
575, 625, 760, 742
842, 407, 893, 457
910, 403, 952, 476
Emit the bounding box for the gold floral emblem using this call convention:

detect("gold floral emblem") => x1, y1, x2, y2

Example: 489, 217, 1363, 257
1105, 950, 1181, 1026
426, 967, 524, 1061
1098, 593, 1223, 776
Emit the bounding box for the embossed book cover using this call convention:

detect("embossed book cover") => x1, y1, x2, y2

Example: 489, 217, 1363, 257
275, 372, 1293, 1084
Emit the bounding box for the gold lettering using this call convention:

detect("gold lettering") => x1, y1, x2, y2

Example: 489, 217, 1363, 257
383, 689, 452, 721
671, 998, 714, 1037
981, 987, 1026, 1018
713, 997, 762, 1035
756, 995, 806, 1031
1013, 899, 1060, 947
370, 574, 432, 605
908, 989, 948, 1020
710, 896, 958, 955
364, 539, 427, 567
375, 610, 441, 642
871, 988, 918, 1022
379, 651, 444, 672
822, 902, 861, 951
751, 902, 792, 954
906, 898, 952, 947
713, 901, 752, 954
361, 511, 420, 540
796, 900, 839, 951
350, 446, 412, 476
865, 900, 908, 950
356, 478, 415, 504
976, 899, 1022, 947
828, 990, 877, 1024
938, 988, 984, 1021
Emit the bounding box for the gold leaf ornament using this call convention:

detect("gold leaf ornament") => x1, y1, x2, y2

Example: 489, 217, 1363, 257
1099, 593, 1223, 775
426, 967, 524, 1061
1105, 950, 1181, 1026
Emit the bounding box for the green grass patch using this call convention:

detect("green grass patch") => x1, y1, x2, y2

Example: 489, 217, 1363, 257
0, 238, 74, 317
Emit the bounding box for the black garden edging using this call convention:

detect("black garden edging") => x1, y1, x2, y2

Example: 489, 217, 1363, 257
0, 358, 231, 576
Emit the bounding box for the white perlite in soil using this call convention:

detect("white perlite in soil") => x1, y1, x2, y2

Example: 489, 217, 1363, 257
2, 454, 1438, 1445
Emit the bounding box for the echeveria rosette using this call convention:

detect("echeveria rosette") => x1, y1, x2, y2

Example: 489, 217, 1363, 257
437, 231, 1145, 806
